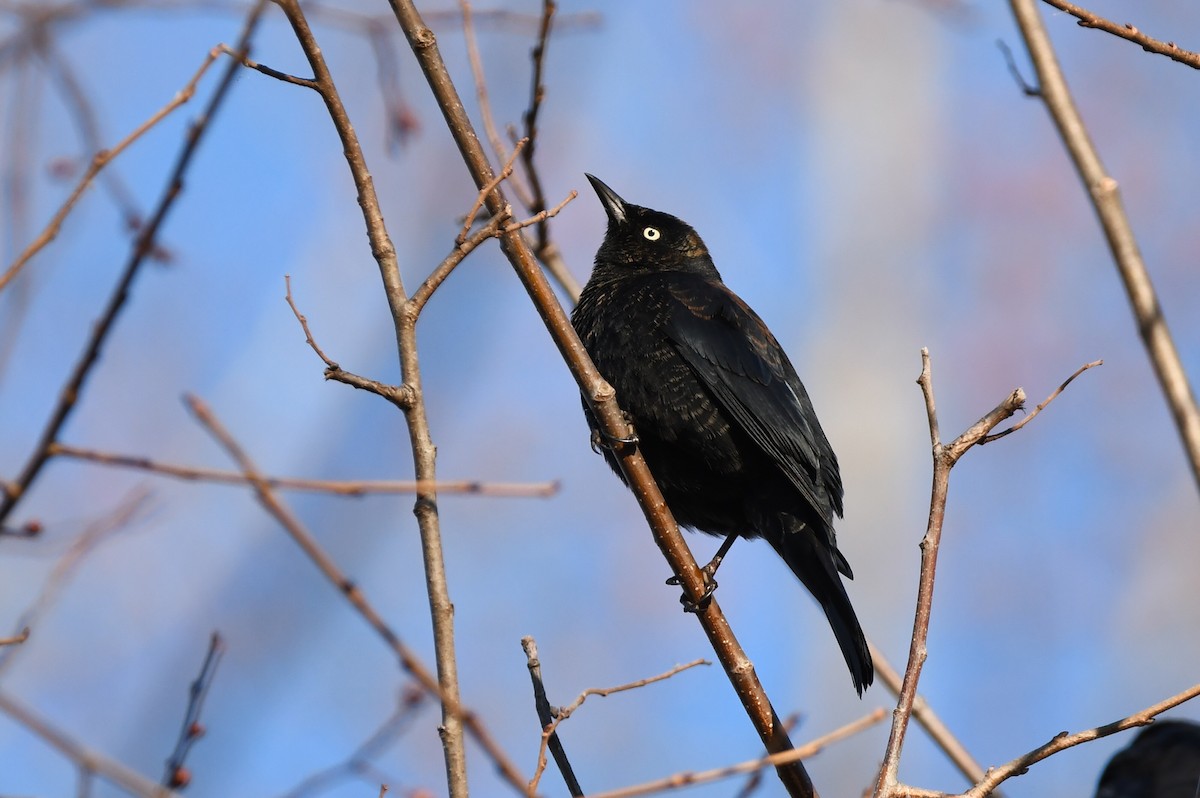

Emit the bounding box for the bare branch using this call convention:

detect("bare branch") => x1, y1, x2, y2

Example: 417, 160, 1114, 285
0, 628, 30, 647
520, 0, 555, 251
384, 1, 816, 792
280, 686, 425, 798
0, 44, 222, 293
503, 190, 576, 235
981, 360, 1102, 444
50, 442, 559, 497
1039, 0, 1200, 69
875, 349, 1029, 797
0, 489, 150, 679
529, 659, 711, 793
183, 393, 532, 796
521, 636, 584, 797
868, 641, 996, 792
1010, 0, 1200, 491
962, 681, 1200, 797
457, 138, 525, 246
0, 690, 184, 798
263, 6, 470, 788
0, 1, 269, 527
162, 633, 225, 790
459, 0, 534, 208
586, 709, 888, 798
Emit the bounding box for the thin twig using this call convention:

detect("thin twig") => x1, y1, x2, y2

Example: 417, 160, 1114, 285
183, 394, 532, 796
50, 442, 559, 497
162, 633, 225, 789
457, 138, 524, 246
586, 709, 888, 798
1038, 0, 1200, 69
0, 628, 30, 647
280, 686, 424, 798
262, 7, 470, 790
529, 659, 711, 793
522, 637, 585, 798
414, 209, 509, 313
385, 1, 814, 793
284, 275, 338, 368
875, 349, 1028, 798
868, 641, 995, 791
733, 712, 801, 798
503, 190, 576, 235
980, 360, 1102, 443
0, 45, 221, 292
1010, 0, 1200, 491
960, 681, 1200, 797
521, 0, 555, 251
459, 0, 534, 209
0, 1, 269, 526
0, 690, 184, 798
0, 489, 150, 679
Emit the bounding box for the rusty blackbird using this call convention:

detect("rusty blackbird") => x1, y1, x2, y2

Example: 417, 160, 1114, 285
572, 174, 873, 695
1095, 721, 1200, 798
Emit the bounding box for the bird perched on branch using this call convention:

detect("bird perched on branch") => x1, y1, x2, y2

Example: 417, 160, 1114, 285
572, 174, 873, 695
1094, 720, 1200, 798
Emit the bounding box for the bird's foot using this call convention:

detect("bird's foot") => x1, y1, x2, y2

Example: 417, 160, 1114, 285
589, 418, 639, 455
666, 566, 718, 613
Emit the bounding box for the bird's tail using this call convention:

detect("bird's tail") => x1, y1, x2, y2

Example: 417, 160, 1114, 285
768, 516, 873, 696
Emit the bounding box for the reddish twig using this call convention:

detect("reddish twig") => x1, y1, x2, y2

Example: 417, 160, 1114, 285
162, 632, 225, 790
0, 44, 222, 293
1038, 0, 1200, 69
0, 1, 269, 527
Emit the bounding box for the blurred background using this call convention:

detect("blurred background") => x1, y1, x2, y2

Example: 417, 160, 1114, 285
0, 1, 1197, 796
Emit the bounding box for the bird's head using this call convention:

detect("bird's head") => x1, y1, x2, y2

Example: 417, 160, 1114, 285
586, 174, 720, 280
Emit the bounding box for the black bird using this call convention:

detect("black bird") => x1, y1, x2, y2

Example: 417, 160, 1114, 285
1094, 721, 1200, 798
572, 174, 873, 695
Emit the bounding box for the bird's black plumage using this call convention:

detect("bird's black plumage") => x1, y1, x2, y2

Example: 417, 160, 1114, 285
572, 174, 873, 694
1094, 721, 1200, 798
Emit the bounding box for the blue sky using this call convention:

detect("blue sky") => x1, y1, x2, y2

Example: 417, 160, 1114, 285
1, 1, 1198, 796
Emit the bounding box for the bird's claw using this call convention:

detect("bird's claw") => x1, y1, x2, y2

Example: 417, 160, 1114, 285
666, 571, 718, 613
589, 425, 639, 455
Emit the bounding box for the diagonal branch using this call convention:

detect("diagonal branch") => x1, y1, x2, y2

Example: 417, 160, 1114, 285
183, 393, 532, 796
0, 0, 269, 526
1011, 0, 1200, 492
1038, 0, 1200, 69
961, 680, 1200, 797
384, 2, 818, 794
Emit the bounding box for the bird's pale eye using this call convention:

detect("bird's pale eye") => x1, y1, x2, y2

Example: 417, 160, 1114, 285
643, 227, 661, 241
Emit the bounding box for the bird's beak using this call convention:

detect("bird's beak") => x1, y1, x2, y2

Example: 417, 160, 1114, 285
585, 174, 627, 226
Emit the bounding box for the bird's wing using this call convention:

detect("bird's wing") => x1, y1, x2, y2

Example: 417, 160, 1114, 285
663, 276, 844, 520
